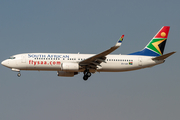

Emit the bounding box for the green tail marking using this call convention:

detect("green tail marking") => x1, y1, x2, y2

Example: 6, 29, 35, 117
146, 38, 167, 55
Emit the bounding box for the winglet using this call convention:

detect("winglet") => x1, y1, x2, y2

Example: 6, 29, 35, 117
115, 35, 124, 47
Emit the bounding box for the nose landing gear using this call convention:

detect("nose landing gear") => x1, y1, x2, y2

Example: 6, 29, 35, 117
83, 69, 91, 81
17, 72, 21, 77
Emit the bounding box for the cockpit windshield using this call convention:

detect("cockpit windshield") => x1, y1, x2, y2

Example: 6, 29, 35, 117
9, 56, 16, 59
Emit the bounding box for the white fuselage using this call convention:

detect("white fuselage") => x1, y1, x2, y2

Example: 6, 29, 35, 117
2, 53, 164, 73
1, 26, 174, 80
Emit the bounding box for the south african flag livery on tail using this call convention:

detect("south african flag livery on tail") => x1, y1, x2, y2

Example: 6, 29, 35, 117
118, 35, 124, 43
129, 26, 170, 56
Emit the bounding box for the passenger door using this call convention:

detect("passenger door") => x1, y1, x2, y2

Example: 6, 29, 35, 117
138, 57, 142, 66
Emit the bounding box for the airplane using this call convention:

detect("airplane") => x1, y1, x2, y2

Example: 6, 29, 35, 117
1, 26, 176, 81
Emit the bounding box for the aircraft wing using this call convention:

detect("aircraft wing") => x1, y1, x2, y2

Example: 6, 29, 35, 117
79, 35, 124, 69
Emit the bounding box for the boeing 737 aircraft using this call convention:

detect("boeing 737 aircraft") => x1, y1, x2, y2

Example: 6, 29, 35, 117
1, 26, 175, 80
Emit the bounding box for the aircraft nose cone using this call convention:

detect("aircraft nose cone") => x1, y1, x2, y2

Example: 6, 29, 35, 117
1, 60, 5, 66
1, 60, 9, 67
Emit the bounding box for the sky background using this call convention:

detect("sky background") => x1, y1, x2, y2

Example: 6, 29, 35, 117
0, 0, 179, 120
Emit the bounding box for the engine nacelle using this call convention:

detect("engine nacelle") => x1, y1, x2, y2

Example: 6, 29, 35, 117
57, 71, 78, 77
61, 63, 79, 71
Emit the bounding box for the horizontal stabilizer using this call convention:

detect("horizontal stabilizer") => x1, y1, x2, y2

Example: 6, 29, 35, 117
152, 51, 176, 60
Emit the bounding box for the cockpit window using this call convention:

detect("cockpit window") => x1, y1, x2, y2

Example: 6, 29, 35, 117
9, 56, 16, 59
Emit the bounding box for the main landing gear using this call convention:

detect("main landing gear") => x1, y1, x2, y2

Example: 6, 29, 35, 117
83, 69, 91, 81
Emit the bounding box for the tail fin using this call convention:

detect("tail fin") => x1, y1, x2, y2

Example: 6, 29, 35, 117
129, 26, 170, 56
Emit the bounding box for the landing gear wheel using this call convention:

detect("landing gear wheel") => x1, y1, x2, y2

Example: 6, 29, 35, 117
83, 69, 92, 81
86, 72, 91, 77
83, 75, 88, 81
17, 73, 21, 77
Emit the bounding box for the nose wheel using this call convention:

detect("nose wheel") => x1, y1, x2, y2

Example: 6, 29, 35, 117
83, 69, 91, 81
17, 72, 21, 77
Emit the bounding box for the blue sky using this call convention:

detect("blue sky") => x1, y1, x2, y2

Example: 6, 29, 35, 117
0, 0, 179, 120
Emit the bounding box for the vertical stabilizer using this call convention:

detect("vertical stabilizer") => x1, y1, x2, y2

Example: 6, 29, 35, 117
129, 26, 170, 56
